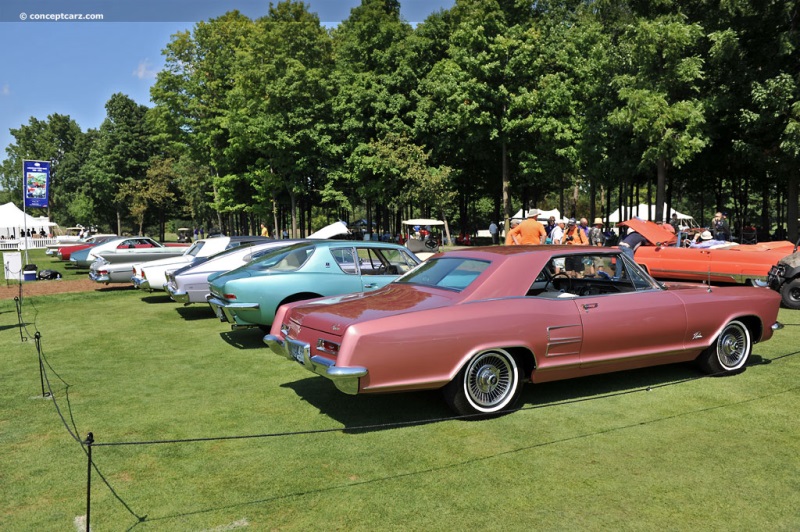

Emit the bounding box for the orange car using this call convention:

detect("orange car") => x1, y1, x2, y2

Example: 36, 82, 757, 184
619, 218, 795, 285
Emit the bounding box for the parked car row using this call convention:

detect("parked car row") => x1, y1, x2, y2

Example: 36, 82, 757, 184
47, 224, 790, 418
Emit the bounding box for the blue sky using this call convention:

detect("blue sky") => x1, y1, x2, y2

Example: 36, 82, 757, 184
0, 0, 453, 156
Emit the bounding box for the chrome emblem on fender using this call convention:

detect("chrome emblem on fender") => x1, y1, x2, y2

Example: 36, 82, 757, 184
692, 332, 703, 340
331, 324, 341, 332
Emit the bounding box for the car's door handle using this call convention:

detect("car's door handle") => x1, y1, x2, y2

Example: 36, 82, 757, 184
582, 303, 598, 310
364, 283, 378, 289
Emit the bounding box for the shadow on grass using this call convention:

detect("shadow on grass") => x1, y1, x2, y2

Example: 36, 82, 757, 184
277, 360, 741, 431
96, 285, 135, 292
175, 306, 215, 321
0, 323, 24, 333
219, 328, 266, 349
140, 294, 173, 304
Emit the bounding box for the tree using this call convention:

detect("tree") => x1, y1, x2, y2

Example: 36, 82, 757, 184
81, 93, 153, 233
608, 13, 708, 223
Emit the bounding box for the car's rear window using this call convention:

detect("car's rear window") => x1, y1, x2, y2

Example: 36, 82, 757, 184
396, 257, 489, 291
247, 243, 314, 272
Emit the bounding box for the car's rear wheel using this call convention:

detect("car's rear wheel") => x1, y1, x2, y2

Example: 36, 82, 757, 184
697, 320, 751, 375
443, 349, 522, 417
780, 278, 800, 310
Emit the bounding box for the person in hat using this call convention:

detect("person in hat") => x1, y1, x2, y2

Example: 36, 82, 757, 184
588, 217, 606, 247
690, 230, 725, 249
507, 209, 546, 245
563, 218, 587, 245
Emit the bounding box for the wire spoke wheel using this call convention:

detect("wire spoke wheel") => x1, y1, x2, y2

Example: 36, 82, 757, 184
444, 348, 522, 416
465, 352, 513, 408
698, 319, 751, 375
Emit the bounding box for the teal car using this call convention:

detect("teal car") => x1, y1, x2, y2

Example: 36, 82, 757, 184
207, 241, 421, 330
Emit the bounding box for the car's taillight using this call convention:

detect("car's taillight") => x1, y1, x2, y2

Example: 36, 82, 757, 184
224, 293, 237, 300
316, 339, 340, 355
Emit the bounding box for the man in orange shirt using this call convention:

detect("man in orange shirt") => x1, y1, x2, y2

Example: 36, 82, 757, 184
563, 218, 588, 245
508, 209, 547, 245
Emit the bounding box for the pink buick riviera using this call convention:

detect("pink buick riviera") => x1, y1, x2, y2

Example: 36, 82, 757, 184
265, 246, 782, 417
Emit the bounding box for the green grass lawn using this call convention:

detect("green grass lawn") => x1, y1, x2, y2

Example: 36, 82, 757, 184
2, 287, 800, 530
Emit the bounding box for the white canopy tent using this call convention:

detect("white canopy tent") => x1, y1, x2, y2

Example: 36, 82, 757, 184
509, 207, 561, 222
0, 202, 57, 238
608, 204, 695, 225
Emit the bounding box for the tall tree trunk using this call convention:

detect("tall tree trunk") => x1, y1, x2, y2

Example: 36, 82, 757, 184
655, 158, 667, 222
788, 173, 799, 242
502, 140, 511, 230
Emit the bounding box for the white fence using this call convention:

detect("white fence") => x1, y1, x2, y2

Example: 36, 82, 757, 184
0, 237, 59, 251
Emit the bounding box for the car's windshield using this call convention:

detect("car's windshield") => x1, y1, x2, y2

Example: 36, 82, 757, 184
246, 243, 315, 272
396, 257, 490, 291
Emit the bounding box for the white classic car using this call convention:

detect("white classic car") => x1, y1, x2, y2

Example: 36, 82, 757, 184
165, 240, 301, 304
131, 235, 271, 291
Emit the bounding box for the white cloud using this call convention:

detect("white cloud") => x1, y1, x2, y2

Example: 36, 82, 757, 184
132, 59, 157, 80
1, 83, 9, 96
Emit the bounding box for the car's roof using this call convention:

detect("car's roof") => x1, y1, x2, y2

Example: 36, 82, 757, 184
436, 245, 621, 261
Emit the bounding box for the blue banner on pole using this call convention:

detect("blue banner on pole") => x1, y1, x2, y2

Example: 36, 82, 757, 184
24, 160, 50, 209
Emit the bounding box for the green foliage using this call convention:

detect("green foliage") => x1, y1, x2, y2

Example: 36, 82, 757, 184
1, 0, 799, 239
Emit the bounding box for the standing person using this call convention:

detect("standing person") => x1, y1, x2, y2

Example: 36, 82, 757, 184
579, 218, 590, 238
550, 218, 566, 245
588, 218, 606, 247
712, 212, 730, 241
504, 219, 521, 245
563, 218, 588, 245
260, 223, 269, 237
488, 221, 499, 245
544, 216, 556, 238
618, 229, 647, 261
669, 213, 681, 233
507, 210, 547, 245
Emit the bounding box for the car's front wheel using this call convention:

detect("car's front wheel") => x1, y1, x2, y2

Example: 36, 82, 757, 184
697, 320, 751, 375
780, 278, 800, 310
443, 348, 522, 417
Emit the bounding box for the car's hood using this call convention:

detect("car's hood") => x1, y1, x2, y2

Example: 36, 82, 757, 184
289, 284, 458, 335
618, 218, 677, 246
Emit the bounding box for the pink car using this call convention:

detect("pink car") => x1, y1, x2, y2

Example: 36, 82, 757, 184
265, 246, 782, 417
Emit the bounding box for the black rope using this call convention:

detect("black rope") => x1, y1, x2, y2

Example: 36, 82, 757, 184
92, 348, 800, 448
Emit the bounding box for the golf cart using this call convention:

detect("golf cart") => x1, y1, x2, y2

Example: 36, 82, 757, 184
402, 218, 444, 255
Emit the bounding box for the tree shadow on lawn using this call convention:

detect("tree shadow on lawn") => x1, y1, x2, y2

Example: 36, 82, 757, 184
175, 306, 216, 321
278, 356, 773, 432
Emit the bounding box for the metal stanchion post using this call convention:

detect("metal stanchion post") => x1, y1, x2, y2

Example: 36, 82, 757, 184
85, 432, 94, 531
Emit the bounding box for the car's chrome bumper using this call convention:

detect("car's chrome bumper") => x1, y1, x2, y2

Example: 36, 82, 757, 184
88, 271, 109, 283
166, 284, 191, 304
131, 275, 150, 290
206, 295, 259, 325
263, 334, 366, 395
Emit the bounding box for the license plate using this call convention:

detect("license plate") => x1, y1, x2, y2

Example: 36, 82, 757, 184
290, 343, 305, 364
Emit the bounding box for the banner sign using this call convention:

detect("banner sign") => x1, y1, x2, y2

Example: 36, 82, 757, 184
23, 160, 50, 209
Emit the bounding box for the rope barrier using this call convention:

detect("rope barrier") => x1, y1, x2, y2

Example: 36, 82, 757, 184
18, 303, 800, 529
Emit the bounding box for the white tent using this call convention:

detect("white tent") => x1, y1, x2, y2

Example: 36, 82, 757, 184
510, 207, 561, 222
0, 202, 56, 238
608, 204, 694, 225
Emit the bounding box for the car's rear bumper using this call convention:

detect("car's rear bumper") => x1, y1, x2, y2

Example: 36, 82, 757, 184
166, 283, 191, 304
88, 271, 109, 283
263, 334, 366, 395
131, 275, 150, 290
206, 295, 259, 326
